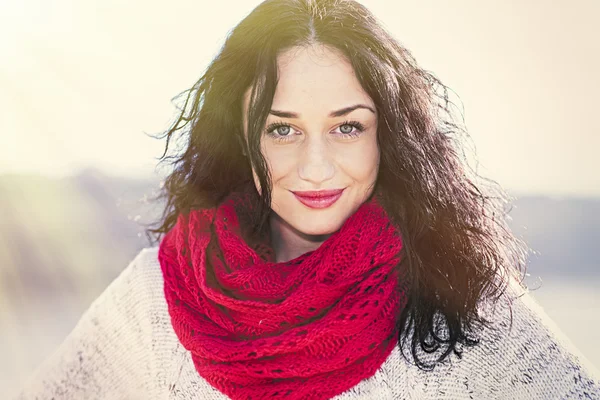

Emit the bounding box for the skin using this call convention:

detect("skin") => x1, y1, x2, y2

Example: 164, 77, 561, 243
242, 44, 380, 263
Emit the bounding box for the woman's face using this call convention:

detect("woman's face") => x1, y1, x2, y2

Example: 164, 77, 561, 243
242, 44, 379, 238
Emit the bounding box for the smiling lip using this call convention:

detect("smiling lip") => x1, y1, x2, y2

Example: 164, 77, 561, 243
291, 189, 345, 209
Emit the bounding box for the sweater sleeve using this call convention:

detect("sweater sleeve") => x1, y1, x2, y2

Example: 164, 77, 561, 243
13, 248, 156, 400
491, 280, 600, 399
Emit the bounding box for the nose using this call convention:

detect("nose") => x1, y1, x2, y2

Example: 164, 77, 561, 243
297, 135, 335, 185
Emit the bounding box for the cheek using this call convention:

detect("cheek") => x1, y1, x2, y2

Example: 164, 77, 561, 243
261, 144, 295, 181
344, 140, 380, 181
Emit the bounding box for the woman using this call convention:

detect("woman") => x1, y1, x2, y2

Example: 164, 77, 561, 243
15, 0, 600, 399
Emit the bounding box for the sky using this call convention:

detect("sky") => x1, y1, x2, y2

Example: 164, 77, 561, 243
0, 0, 598, 197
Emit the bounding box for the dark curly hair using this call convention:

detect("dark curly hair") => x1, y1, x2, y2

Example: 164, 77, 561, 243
144, 0, 529, 370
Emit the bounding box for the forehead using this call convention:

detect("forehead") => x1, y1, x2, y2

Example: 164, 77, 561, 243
243, 45, 374, 114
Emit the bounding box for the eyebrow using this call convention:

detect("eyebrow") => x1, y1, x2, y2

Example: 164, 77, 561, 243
269, 104, 376, 119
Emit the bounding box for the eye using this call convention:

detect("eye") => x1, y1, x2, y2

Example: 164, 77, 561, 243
334, 120, 365, 138
265, 122, 293, 136
264, 119, 366, 143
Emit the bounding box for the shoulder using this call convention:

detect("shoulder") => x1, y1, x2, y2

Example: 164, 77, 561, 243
129, 246, 165, 293
126, 246, 230, 398
91, 246, 167, 333
491, 278, 600, 397
108, 246, 200, 396
125, 245, 179, 346
85, 246, 193, 395
13, 246, 187, 400
404, 276, 600, 399
479, 277, 600, 378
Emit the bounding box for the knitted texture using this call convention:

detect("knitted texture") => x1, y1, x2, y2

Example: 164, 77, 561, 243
158, 190, 408, 400
13, 247, 600, 399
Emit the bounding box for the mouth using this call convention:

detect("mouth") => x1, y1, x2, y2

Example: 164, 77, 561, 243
291, 188, 345, 209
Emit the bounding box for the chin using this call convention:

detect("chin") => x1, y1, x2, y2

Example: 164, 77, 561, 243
294, 216, 345, 237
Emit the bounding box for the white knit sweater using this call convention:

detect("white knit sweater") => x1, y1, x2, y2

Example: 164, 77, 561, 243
14, 247, 600, 399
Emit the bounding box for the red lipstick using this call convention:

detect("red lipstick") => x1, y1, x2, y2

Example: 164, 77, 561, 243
291, 189, 345, 209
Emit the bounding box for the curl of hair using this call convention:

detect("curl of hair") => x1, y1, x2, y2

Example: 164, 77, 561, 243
143, 0, 529, 371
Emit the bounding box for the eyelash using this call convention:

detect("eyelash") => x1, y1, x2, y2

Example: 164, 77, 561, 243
264, 120, 366, 142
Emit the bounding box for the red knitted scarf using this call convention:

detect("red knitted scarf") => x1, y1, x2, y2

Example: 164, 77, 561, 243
158, 190, 408, 400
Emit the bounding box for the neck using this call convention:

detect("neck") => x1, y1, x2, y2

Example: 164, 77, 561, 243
269, 212, 330, 263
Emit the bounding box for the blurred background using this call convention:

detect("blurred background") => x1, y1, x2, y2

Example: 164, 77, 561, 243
1, 0, 598, 396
